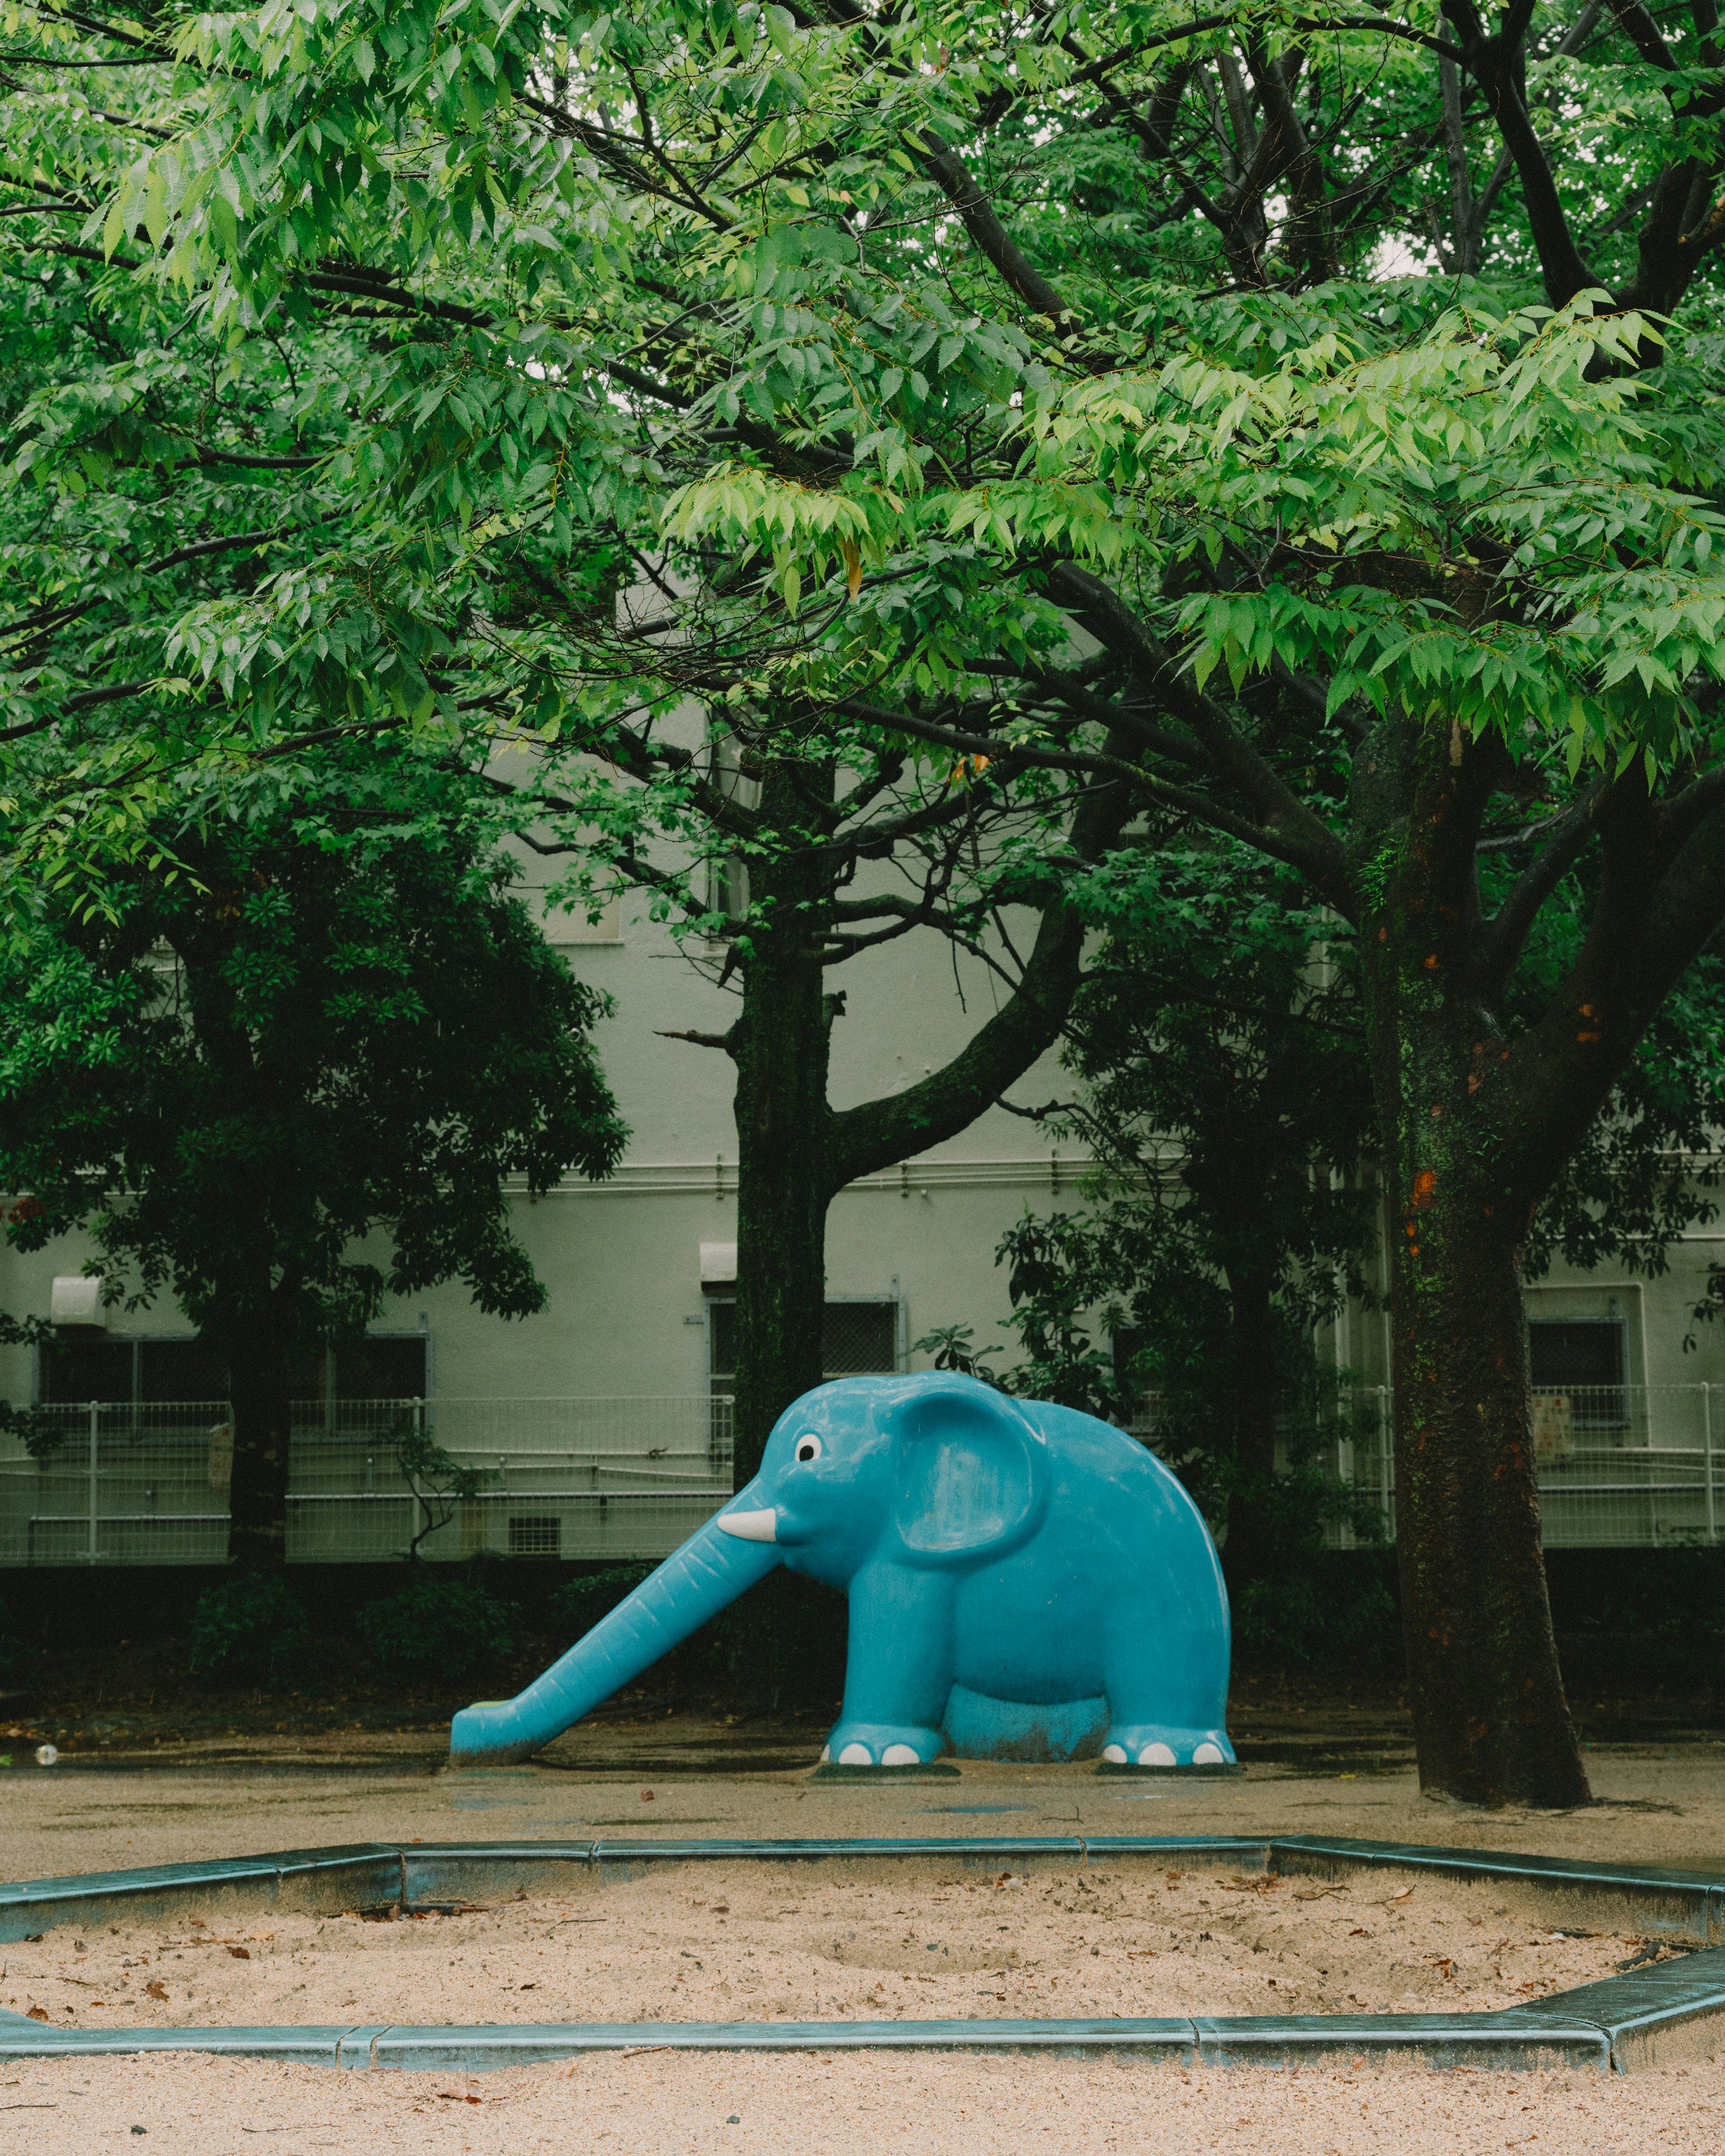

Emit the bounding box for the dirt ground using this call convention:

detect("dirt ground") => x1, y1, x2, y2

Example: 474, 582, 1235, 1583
4, 1715, 1724, 1881
0, 1862, 1662, 2030
7, 1708, 1725, 2150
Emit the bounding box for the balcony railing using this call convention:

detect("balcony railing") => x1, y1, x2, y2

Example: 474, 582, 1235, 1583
0, 1398, 734, 1567
1318, 1385, 1724, 1550
4, 1383, 1722, 1566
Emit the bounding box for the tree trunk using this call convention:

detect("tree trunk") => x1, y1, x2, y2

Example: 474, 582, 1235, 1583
1384, 1161, 1587, 1807
727, 769, 835, 1488
226, 1309, 293, 1572
1219, 1270, 1281, 1605
723, 748, 1133, 1486
1359, 715, 1589, 1807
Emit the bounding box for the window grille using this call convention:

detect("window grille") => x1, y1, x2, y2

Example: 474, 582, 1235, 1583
707, 1298, 899, 1383
1528, 1319, 1629, 1431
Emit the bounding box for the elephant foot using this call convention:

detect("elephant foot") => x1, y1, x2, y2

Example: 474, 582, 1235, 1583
820, 1723, 946, 1767
1099, 1726, 1235, 1768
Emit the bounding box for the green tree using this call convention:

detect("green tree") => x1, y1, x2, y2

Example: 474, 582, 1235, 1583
933, 844, 1725, 1657
983, 849, 1380, 1611
10, 0, 1725, 1803
0, 764, 627, 1567
504, 731, 1132, 1482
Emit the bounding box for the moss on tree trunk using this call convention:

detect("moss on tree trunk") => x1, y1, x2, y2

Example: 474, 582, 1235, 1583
728, 783, 835, 1486
1360, 715, 1589, 1808
1385, 1149, 1588, 1806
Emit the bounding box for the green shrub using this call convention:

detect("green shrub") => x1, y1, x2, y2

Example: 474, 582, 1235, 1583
187, 1573, 310, 1692
546, 1564, 655, 1644
356, 1575, 516, 1686
706, 1569, 848, 1709
545, 1564, 847, 1708
1233, 1552, 1400, 1671
0, 1595, 37, 1690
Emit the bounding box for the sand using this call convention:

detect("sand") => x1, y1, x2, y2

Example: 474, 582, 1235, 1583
8, 1736, 1725, 2148
0, 1861, 1662, 2030
5, 2048, 1725, 2154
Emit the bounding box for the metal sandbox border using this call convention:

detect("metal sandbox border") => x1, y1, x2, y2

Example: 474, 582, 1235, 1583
4, 1835, 1725, 2076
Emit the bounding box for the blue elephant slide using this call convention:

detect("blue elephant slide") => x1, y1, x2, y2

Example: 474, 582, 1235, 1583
450, 1372, 1236, 1771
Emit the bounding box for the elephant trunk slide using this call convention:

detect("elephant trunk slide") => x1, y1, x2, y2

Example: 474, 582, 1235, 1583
449, 1506, 784, 1767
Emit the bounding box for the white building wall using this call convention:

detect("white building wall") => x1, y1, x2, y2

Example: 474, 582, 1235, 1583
0, 875, 1084, 1411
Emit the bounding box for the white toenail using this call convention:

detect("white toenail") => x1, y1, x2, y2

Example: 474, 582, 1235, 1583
818, 1744, 831, 1763
1101, 1744, 1128, 1764
1193, 1742, 1225, 1765
1137, 1742, 1177, 1766
881, 1744, 919, 1766
839, 1742, 872, 1766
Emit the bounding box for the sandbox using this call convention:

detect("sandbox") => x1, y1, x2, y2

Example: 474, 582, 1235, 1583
4, 1835, 1725, 2072
0, 1862, 1656, 2029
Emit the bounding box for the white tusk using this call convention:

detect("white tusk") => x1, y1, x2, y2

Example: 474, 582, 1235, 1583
717, 1507, 778, 1543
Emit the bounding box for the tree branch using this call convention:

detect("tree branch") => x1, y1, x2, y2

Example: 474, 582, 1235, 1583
915, 132, 1080, 328
1048, 563, 1353, 905
826, 741, 1135, 1191
1475, 779, 1607, 1004
1444, 0, 1598, 305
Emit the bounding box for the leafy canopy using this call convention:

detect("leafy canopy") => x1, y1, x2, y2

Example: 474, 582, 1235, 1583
10, 0, 1725, 901
0, 758, 628, 1365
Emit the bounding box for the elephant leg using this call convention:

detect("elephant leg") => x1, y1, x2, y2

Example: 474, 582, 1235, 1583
1098, 1605, 1235, 1768
824, 1561, 954, 1766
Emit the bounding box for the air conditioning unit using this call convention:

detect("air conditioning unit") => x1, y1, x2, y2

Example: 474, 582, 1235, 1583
50, 1276, 107, 1329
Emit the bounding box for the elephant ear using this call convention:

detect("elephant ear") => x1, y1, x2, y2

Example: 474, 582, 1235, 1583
890, 1379, 1048, 1562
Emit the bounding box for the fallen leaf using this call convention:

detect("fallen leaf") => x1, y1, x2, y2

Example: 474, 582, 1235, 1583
145, 1981, 168, 2001
1389, 1887, 1414, 1902
227, 1947, 250, 1961
25, 2006, 48, 2023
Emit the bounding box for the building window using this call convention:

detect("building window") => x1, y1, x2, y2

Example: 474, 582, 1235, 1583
38, 1337, 133, 1404
707, 1298, 900, 1388
333, 1336, 428, 1401
508, 1515, 562, 1556
140, 1339, 233, 1403
39, 1333, 428, 1407
1528, 1319, 1628, 1430
706, 857, 751, 928
819, 1300, 899, 1375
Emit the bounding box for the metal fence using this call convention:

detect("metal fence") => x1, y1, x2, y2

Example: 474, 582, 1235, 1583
6, 1383, 1723, 1567
0, 1398, 734, 1568
1325, 1385, 1725, 1549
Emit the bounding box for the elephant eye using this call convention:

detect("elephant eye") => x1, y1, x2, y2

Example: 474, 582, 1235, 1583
794, 1434, 823, 1462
